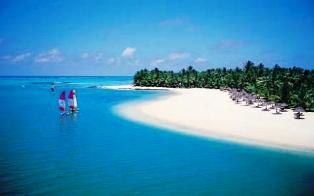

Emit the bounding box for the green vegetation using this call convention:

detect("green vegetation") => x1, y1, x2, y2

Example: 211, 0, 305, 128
134, 61, 314, 110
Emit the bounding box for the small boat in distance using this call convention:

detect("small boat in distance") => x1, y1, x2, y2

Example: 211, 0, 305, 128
68, 90, 78, 113
59, 91, 66, 115
51, 82, 56, 92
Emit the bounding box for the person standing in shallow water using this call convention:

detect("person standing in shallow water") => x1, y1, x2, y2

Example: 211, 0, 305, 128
51, 82, 55, 92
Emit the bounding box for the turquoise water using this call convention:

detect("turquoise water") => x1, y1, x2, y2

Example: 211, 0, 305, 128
0, 76, 314, 195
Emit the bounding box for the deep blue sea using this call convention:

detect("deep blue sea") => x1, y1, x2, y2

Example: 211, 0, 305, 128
0, 76, 314, 195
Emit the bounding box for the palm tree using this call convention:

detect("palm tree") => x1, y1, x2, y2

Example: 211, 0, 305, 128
133, 61, 314, 111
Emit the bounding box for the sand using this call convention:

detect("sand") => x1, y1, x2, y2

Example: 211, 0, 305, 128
112, 85, 314, 153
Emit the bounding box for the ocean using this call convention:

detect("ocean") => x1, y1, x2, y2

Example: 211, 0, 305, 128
0, 76, 313, 195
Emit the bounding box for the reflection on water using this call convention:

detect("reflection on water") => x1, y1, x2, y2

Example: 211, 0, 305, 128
59, 113, 78, 132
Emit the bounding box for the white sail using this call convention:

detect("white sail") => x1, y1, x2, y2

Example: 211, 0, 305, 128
73, 96, 78, 108
68, 90, 78, 112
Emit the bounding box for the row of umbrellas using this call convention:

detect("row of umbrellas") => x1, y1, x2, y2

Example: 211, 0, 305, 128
224, 88, 305, 118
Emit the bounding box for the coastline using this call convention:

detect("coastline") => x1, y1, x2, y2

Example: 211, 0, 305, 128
112, 85, 314, 154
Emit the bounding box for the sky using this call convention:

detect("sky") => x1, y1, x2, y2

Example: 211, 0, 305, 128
0, 0, 314, 76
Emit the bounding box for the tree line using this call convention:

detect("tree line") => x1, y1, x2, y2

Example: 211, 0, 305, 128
133, 61, 314, 110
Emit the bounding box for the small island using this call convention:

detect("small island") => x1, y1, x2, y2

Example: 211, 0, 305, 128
117, 61, 314, 153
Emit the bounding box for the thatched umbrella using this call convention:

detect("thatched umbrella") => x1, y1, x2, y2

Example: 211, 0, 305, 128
294, 107, 305, 113
256, 98, 265, 108
273, 103, 281, 114
243, 97, 249, 105
262, 101, 270, 111
269, 101, 275, 109
235, 95, 241, 104
294, 107, 305, 119
279, 103, 288, 112
246, 96, 254, 105
281, 103, 288, 107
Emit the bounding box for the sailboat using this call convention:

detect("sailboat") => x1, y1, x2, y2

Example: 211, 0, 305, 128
59, 91, 66, 115
68, 90, 78, 112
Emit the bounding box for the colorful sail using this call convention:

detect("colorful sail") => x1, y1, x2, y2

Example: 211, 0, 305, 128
73, 90, 78, 109
59, 91, 66, 113
68, 90, 78, 112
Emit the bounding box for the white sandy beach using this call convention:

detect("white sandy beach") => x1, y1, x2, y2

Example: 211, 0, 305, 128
113, 85, 314, 153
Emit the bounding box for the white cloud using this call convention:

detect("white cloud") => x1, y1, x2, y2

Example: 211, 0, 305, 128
168, 52, 190, 60
12, 52, 32, 62
35, 48, 64, 63
213, 39, 248, 51
107, 57, 115, 64
81, 52, 89, 59
80, 52, 103, 61
1, 55, 12, 60
93, 53, 103, 61
151, 58, 165, 65
121, 47, 136, 58
195, 57, 207, 63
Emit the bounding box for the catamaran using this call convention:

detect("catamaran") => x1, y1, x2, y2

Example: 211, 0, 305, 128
59, 91, 66, 115
68, 90, 78, 112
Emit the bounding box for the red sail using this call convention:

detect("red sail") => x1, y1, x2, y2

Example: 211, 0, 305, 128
68, 90, 75, 111
59, 91, 66, 112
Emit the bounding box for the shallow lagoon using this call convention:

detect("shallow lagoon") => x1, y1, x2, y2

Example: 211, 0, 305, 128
0, 76, 313, 195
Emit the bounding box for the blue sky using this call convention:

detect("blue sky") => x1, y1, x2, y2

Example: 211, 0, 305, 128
0, 0, 313, 75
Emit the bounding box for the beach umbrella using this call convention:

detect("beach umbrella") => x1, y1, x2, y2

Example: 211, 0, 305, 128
262, 101, 268, 106
294, 107, 305, 113
273, 103, 281, 114
280, 103, 288, 108
245, 96, 254, 105
254, 98, 263, 108
293, 107, 305, 119
278, 103, 288, 112
235, 96, 241, 103
262, 101, 270, 111
269, 101, 275, 109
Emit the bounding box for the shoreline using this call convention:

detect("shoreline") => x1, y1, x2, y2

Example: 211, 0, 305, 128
112, 85, 314, 154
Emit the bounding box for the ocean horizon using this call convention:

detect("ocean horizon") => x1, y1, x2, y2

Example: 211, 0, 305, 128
1, 76, 314, 195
